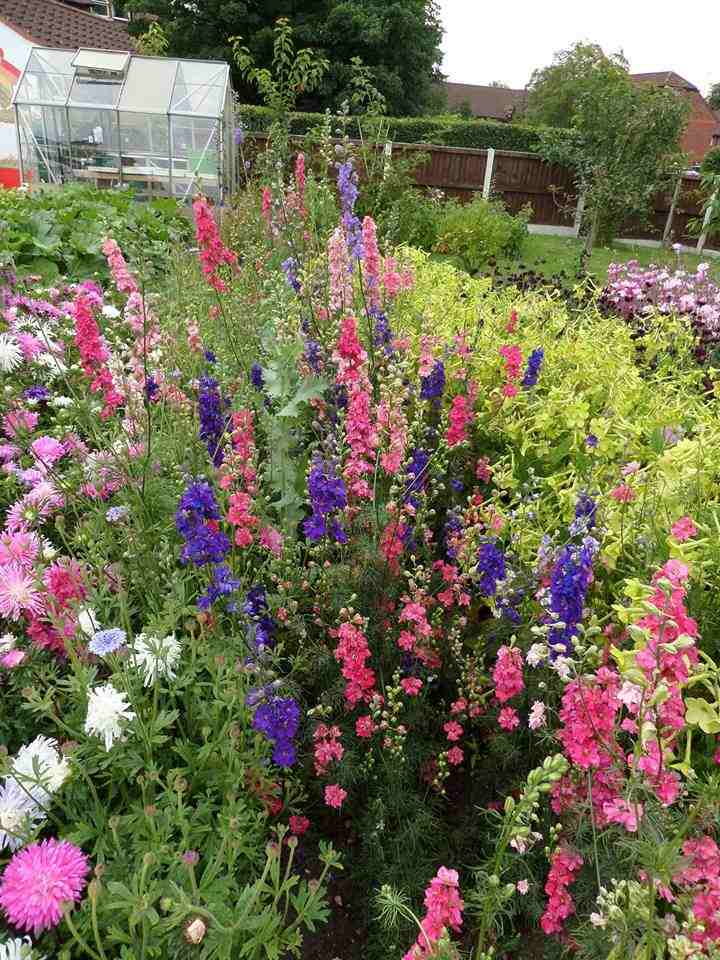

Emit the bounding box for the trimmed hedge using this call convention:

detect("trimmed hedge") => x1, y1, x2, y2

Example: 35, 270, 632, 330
236, 104, 562, 154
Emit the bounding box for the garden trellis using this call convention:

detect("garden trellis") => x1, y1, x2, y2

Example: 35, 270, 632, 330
12, 47, 237, 203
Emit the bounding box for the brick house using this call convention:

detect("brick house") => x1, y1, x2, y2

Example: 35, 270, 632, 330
0, 0, 133, 160
630, 72, 720, 164
443, 72, 720, 164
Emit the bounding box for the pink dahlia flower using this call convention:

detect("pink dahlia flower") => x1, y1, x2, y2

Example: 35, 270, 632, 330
0, 837, 90, 935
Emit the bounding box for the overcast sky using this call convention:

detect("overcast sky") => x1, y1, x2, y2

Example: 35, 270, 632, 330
437, 0, 719, 97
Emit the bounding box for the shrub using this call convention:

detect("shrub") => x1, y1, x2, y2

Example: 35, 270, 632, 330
433, 196, 530, 272
238, 104, 562, 153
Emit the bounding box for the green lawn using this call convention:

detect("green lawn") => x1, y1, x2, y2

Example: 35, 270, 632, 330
494, 233, 720, 284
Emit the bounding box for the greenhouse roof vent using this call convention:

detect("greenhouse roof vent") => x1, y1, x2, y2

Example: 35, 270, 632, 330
71, 48, 130, 79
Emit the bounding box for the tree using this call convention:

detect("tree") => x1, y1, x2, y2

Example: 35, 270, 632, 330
539, 66, 689, 254
524, 42, 629, 128
709, 83, 720, 111
124, 0, 444, 116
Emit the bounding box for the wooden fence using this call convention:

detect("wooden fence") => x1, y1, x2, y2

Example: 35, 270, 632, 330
246, 134, 718, 248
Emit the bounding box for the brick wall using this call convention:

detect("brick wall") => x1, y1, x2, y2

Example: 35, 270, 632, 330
681, 91, 719, 163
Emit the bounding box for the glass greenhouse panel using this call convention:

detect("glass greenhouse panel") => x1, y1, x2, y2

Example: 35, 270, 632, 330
14, 50, 74, 105
13, 47, 236, 201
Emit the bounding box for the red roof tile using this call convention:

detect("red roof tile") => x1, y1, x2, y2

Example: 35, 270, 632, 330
0, 0, 134, 53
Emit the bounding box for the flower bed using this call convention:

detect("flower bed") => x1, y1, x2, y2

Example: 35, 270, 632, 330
2, 153, 720, 960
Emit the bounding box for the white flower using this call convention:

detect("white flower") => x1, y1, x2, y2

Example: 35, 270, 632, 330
0, 633, 15, 654
590, 912, 607, 928
84, 683, 136, 751
35, 353, 67, 377
0, 780, 45, 851
131, 633, 182, 687
528, 700, 546, 730
549, 655, 574, 681
102, 305, 121, 319
11, 736, 69, 801
77, 607, 101, 637
526, 642, 547, 667
0, 935, 43, 960
618, 680, 643, 709
50, 396, 73, 409
0, 334, 22, 373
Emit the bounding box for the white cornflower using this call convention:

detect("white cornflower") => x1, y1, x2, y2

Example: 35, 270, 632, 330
0, 780, 45, 851
76, 606, 101, 637
102, 305, 121, 319
11, 736, 70, 801
528, 700, 547, 730
0, 935, 44, 960
526, 642, 547, 667
131, 633, 182, 687
35, 353, 67, 377
0, 334, 22, 373
84, 683, 136, 751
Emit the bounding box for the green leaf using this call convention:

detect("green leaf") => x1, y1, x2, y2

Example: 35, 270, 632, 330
685, 697, 720, 734
277, 377, 329, 418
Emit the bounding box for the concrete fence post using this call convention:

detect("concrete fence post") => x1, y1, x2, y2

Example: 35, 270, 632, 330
697, 191, 717, 253
482, 147, 495, 199
662, 176, 683, 245
573, 191, 586, 238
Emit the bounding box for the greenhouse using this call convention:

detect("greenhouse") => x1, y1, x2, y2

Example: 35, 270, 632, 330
12, 47, 237, 203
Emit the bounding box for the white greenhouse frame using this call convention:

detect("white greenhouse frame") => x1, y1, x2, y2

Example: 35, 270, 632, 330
12, 47, 237, 203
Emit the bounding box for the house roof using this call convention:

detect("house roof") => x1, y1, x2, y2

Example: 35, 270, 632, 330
630, 71, 699, 93
443, 81, 526, 121
0, 0, 134, 53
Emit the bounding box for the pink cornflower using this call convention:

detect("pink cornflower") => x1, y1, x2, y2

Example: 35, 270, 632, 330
30, 436, 65, 465
324, 784, 347, 810
0, 838, 90, 935
498, 707, 520, 731
0, 562, 44, 620
671, 516, 697, 542
259, 525, 283, 557
0, 530, 40, 568
1, 649, 25, 668
400, 678, 423, 696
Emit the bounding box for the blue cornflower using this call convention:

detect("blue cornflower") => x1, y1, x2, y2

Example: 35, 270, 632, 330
24, 386, 50, 402
198, 376, 229, 467
88, 627, 126, 655
250, 363, 264, 392
521, 347, 544, 388
204, 349, 217, 364
106, 505, 129, 523
476, 541, 506, 596
585, 434, 599, 448
420, 360, 445, 400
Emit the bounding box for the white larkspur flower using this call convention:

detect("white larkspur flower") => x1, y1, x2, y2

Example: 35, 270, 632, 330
131, 633, 182, 687
50, 396, 73, 409
0, 935, 44, 960
76, 607, 101, 637
84, 683, 136, 751
0, 780, 45, 851
549, 655, 574, 681
526, 642, 547, 667
528, 700, 546, 730
102, 305, 121, 319
0, 334, 22, 373
11, 735, 70, 801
